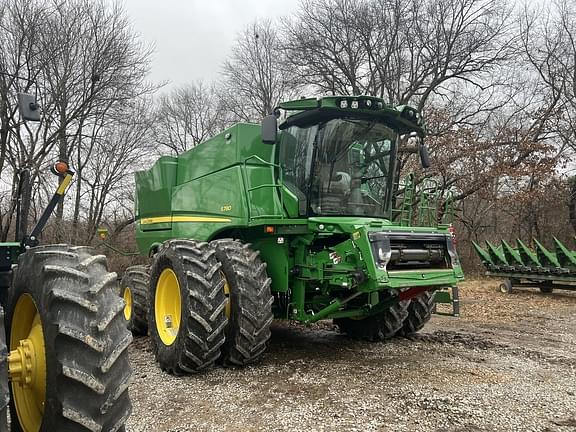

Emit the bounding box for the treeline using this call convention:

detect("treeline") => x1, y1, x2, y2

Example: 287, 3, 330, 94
1, 0, 575, 272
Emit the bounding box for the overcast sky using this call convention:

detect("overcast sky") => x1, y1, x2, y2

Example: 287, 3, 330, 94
122, 0, 300, 88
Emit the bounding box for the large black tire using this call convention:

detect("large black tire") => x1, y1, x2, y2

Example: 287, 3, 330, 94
149, 240, 227, 375
212, 239, 273, 366
120, 265, 150, 336
334, 301, 409, 341
7, 244, 131, 432
397, 290, 435, 336
0, 306, 8, 432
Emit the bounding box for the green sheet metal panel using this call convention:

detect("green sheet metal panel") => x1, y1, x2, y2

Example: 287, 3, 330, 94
553, 238, 576, 267
472, 241, 493, 265
175, 123, 274, 185
486, 240, 508, 266
135, 155, 178, 231
516, 239, 541, 266
534, 239, 560, 268
501, 240, 523, 266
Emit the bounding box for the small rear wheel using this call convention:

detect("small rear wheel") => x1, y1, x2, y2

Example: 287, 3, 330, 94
212, 239, 273, 366
334, 301, 409, 342
120, 265, 150, 336
499, 279, 513, 294
539, 286, 553, 294
149, 240, 227, 374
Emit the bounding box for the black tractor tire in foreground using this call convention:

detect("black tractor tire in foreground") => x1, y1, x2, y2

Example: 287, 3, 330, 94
149, 240, 227, 375
539, 285, 554, 294
0, 306, 8, 432
334, 301, 409, 342
396, 290, 436, 336
8, 244, 132, 432
212, 239, 274, 366
120, 265, 150, 336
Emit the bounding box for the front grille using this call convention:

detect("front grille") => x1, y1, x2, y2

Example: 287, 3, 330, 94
369, 231, 455, 270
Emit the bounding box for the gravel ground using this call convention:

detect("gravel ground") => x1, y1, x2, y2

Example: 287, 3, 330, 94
126, 280, 576, 432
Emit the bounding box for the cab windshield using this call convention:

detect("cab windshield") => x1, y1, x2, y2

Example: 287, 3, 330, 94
278, 118, 397, 217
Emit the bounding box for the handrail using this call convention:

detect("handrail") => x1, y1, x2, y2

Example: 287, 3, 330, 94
241, 155, 285, 221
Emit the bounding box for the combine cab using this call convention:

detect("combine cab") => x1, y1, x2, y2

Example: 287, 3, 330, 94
127, 95, 464, 373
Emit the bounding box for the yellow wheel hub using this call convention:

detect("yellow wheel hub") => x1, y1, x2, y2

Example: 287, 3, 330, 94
155, 268, 182, 346
8, 294, 47, 432
123, 286, 133, 321
221, 272, 231, 319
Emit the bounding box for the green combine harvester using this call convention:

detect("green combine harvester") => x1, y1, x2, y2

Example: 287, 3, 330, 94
473, 238, 576, 293
121, 95, 464, 374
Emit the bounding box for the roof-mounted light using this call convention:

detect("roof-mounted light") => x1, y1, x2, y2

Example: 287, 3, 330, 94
334, 96, 384, 111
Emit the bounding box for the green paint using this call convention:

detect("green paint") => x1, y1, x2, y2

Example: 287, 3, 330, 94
517, 239, 541, 266
486, 241, 508, 266
553, 237, 576, 267
472, 241, 493, 265
0, 242, 22, 272
534, 239, 560, 268
501, 240, 523, 266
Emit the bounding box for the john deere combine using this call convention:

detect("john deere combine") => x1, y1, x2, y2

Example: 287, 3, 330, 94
474, 238, 576, 293
123, 95, 464, 373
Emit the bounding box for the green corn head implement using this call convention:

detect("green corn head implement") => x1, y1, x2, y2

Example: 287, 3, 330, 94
473, 238, 576, 294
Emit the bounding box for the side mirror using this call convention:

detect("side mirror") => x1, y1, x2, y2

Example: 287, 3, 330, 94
419, 144, 431, 169
17, 93, 40, 122
261, 115, 277, 144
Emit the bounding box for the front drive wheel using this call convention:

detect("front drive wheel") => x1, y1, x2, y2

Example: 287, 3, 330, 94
8, 245, 132, 432
396, 290, 436, 336
334, 301, 409, 342
149, 240, 227, 375
212, 239, 273, 366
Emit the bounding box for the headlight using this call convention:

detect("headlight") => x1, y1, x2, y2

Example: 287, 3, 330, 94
378, 247, 392, 269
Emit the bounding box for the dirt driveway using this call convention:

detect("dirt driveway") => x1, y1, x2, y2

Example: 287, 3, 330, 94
126, 281, 576, 432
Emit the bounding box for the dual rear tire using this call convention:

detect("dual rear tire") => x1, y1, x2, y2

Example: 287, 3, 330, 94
147, 239, 273, 374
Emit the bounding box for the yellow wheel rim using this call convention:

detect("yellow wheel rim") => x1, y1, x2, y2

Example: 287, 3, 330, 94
8, 294, 47, 432
221, 271, 231, 319
123, 286, 133, 321
155, 268, 182, 346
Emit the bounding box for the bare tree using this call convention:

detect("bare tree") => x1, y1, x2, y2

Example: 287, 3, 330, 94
0, 0, 154, 241
222, 19, 297, 121
74, 109, 154, 244
283, 0, 515, 111
153, 82, 225, 154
